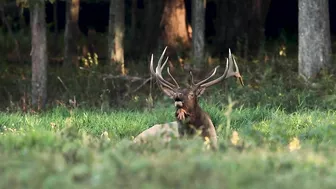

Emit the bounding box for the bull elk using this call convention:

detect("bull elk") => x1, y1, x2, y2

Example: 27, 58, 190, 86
134, 47, 243, 149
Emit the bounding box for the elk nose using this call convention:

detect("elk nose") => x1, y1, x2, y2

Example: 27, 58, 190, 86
174, 101, 183, 108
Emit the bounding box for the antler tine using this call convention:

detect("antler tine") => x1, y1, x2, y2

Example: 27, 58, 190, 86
149, 46, 179, 89
225, 48, 244, 86
155, 47, 168, 76
150, 54, 157, 76
189, 71, 195, 85
229, 49, 238, 73
194, 66, 220, 86
199, 48, 244, 88
150, 53, 175, 90
199, 58, 229, 88
167, 67, 180, 88
157, 55, 171, 81
157, 48, 179, 88
224, 48, 236, 79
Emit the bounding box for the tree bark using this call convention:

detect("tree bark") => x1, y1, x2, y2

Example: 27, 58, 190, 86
247, 0, 271, 58
108, 0, 115, 65
64, 0, 80, 68
142, 0, 164, 56
108, 0, 125, 75
215, 0, 247, 54
53, 0, 58, 34
298, 0, 331, 80
161, 0, 190, 54
30, 1, 48, 110
215, 0, 270, 58
0, 3, 22, 64
114, 0, 125, 74
192, 0, 205, 68
131, 0, 137, 39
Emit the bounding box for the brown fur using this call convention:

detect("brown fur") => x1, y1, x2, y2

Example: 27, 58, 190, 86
133, 121, 180, 143
173, 88, 218, 149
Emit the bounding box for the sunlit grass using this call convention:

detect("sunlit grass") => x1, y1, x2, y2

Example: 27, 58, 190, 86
0, 104, 336, 188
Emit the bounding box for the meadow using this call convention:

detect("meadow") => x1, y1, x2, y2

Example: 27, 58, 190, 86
1, 53, 336, 189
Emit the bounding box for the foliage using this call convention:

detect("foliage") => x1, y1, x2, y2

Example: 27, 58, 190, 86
0, 101, 336, 188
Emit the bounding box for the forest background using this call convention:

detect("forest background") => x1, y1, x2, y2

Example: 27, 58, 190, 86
0, 1, 336, 188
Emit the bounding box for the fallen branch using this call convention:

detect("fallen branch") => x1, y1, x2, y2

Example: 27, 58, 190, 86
102, 74, 148, 82
79, 66, 149, 82
124, 77, 153, 97
79, 66, 154, 96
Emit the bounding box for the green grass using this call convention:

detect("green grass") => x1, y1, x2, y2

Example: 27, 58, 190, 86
0, 104, 336, 189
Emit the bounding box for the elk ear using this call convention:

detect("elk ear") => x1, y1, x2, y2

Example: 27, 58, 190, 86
195, 86, 206, 97
160, 86, 176, 99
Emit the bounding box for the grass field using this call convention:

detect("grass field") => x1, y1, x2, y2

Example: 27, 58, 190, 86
1, 106, 336, 189
1, 57, 336, 188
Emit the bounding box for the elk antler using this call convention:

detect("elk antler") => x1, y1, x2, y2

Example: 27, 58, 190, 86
150, 47, 180, 90
192, 48, 244, 88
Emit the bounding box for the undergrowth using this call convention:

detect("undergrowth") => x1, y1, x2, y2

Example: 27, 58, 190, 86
0, 105, 336, 189
1, 44, 336, 188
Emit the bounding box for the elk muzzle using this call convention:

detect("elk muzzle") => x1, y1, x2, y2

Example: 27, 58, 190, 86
174, 101, 183, 108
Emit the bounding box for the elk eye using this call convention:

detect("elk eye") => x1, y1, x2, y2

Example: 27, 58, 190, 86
188, 93, 194, 99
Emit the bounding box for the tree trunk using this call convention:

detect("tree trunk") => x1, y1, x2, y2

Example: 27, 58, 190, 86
108, 0, 125, 75
215, 0, 247, 55
247, 0, 271, 58
30, 1, 48, 110
0, 3, 22, 64
142, 0, 164, 56
215, 0, 270, 58
114, 0, 125, 74
131, 0, 137, 39
108, 0, 115, 65
192, 0, 205, 68
53, 0, 58, 34
298, 0, 331, 80
161, 0, 190, 55
64, 0, 80, 68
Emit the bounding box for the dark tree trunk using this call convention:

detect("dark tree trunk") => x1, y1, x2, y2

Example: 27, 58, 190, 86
142, 0, 164, 56
108, 0, 115, 65
131, 0, 137, 39
30, 1, 48, 110
53, 0, 58, 34
192, 0, 205, 68
161, 0, 190, 55
64, 0, 80, 68
215, 0, 247, 56
299, 0, 331, 80
247, 0, 271, 58
0, 3, 22, 64
215, 0, 270, 58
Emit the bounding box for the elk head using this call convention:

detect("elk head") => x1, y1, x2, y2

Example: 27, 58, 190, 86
150, 46, 243, 119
